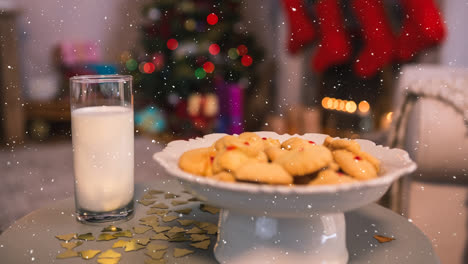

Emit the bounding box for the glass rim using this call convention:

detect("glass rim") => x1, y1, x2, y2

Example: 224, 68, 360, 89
70, 74, 132, 83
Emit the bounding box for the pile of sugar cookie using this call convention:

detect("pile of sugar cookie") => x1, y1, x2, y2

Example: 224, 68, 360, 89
178, 132, 380, 186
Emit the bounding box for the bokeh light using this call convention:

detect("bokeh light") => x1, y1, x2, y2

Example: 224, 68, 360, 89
167, 38, 179, 50
345, 101, 357, 113
321, 97, 330, 108
228, 48, 239, 59
195, 68, 206, 79
207, 13, 218, 25
241, 55, 253, 67
209, 44, 220, 55
237, 45, 248, 56
184, 19, 196, 31
152, 54, 165, 71
358, 101, 370, 113
203, 62, 215, 73
125, 59, 138, 71
143, 62, 155, 74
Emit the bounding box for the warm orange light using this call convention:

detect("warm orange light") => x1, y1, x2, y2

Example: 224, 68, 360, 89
358, 101, 370, 113
327, 98, 334, 109
332, 99, 339, 110
338, 100, 345, 111
346, 101, 357, 113
386, 112, 393, 121
321, 97, 330, 108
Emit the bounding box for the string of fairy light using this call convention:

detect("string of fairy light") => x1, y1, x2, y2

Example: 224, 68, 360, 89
321, 97, 370, 114
123, 13, 253, 78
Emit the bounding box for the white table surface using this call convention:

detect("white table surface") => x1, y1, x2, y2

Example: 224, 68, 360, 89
0, 179, 439, 264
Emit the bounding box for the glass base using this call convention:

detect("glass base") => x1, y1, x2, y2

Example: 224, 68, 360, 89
76, 200, 134, 224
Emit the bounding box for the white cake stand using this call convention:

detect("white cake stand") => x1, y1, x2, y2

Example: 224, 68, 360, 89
153, 132, 417, 264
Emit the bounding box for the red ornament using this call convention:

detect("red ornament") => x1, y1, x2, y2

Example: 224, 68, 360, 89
237, 45, 248, 56
167, 38, 179, 50
241, 55, 253, 67
207, 13, 218, 25
143, 62, 155, 74
209, 44, 220, 55
203, 62, 215, 73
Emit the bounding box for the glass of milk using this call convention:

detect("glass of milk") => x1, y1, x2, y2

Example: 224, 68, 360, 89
70, 75, 134, 223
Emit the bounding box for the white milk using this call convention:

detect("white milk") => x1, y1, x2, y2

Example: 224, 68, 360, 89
72, 106, 134, 212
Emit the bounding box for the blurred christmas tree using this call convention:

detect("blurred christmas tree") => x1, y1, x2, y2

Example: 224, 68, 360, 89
124, 0, 263, 136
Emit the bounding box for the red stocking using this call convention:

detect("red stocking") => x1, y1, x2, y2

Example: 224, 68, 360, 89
352, 0, 395, 78
281, 0, 316, 54
396, 0, 446, 61
312, 0, 351, 72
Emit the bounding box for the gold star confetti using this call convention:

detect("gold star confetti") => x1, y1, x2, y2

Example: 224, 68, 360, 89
60, 241, 83, 250
124, 240, 146, 252
112, 240, 129, 248
97, 233, 117, 241
190, 234, 210, 242
114, 230, 133, 238
174, 208, 192, 215
55, 233, 77, 241
173, 248, 194, 257
134, 237, 151, 246
186, 227, 205, 234
98, 249, 122, 259
190, 240, 211, 250
151, 203, 169, 209
153, 226, 171, 233
97, 259, 120, 264
134, 226, 152, 234
56, 250, 79, 259
150, 233, 169, 241
177, 219, 195, 226
77, 232, 95, 241
142, 193, 154, 200
140, 216, 159, 223
139, 200, 156, 206
200, 204, 220, 214
145, 249, 166, 259
164, 193, 180, 199
145, 258, 166, 264
148, 189, 164, 195
168, 226, 185, 233
80, 249, 101, 260
102, 225, 122, 232
187, 197, 201, 202
171, 200, 188, 206
147, 208, 169, 215
374, 235, 395, 243
147, 243, 168, 252
162, 215, 179, 222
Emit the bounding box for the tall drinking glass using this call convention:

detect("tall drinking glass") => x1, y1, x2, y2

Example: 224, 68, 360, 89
70, 75, 134, 223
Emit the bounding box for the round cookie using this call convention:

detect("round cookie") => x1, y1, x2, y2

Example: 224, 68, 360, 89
255, 151, 269, 163
332, 150, 377, 180
265, 147, 288, 162
206, 171, 236, 182
309, 169, 357, 185
178, 147, 216, 176
214, 134, 263, 157
323, 136, 361, 153
281, 137, 315, 150
261, 137, 281, 149
212, 148, 249, 173
274, 145, 333, 176
356, 150, 380, 172
234, 161, 293, 185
